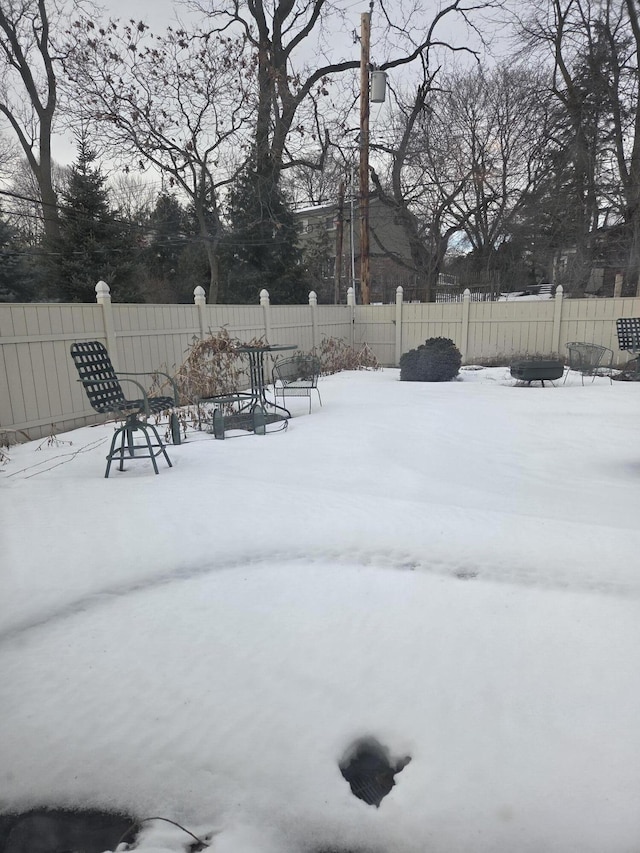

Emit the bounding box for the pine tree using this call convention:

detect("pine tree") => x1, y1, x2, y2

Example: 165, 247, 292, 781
0, 207, 31, 301
46, 137, 140, 302
139, 192, 193, 302
223, 162, 307, 304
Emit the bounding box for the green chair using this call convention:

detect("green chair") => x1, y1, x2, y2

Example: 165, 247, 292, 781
70, 341, 180, 477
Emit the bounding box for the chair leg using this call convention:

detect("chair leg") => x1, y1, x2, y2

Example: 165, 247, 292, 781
139, 424, 160, 474
143, 422, 173, 472
126, 423, 136, 456
105, 425, 127, 478
170, 411, 181, 445
213, 408, 226, 440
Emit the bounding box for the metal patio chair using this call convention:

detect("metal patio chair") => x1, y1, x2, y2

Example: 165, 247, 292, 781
615, 318, 640, 379
272, 354, 322, 413
563, 342, 614, 385
70, 341, 180, 477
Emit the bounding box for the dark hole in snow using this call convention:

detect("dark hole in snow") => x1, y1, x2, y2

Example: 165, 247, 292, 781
339, 737, 411, 807
0, 809, 137, 853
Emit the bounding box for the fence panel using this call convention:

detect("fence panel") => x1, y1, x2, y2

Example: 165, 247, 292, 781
559, 296, 640, 359
0, 303, 106, 439
113, 303, 201, 376
354, 305, 396, 365
466, 300, 556, 362
269, 305, 314, 351
315, 306, 353, 348
402, 302, 465, 354
200, 304, 265, 342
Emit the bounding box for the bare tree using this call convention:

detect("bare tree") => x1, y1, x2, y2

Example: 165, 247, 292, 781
1, 155, 66, 244
195, 0, 504, 205
438, 65, 554, 276
108, 173, 158, 226
0, 0, 60, 240
519, 0, 640, 294
63, 17, 253, 302
192, 0, 359, 182
0, 131, 20, 182
363, 1, 506, 301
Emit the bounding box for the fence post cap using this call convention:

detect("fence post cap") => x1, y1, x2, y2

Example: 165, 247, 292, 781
309, 290, 318, 305
95, 280, 110, 296
396, 285, 404, 295
193, 285, 206, 303
463, 288, 471, 298
555, 284, 563, 295
260, 288, 270, 305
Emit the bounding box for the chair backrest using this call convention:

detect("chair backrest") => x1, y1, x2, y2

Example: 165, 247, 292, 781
273, 355, 320, 386
70, 341, 126, 414
616, 318, 640, 352
566, 342, 608, 371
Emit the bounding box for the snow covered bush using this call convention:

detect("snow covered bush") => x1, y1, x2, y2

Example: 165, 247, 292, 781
399, 337, 462, 382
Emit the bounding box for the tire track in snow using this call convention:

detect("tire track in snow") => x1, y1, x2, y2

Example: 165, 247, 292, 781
1, 546, 638, 645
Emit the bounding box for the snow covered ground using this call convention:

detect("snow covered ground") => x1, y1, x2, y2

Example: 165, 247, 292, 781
1, 366, 640, 853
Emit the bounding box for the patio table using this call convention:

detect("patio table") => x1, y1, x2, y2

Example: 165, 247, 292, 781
237, 343, 298, 419
199, 343, 298, 438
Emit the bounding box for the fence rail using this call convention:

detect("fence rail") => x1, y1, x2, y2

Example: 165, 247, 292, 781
2, 284, 640, 441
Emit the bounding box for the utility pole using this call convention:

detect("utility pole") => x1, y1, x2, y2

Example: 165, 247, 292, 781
334, 181, 345, 304
359, 9, 371, 305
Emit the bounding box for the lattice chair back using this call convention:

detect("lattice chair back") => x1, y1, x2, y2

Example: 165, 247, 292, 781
616, 318, 640, 352
70, 341, 127, 414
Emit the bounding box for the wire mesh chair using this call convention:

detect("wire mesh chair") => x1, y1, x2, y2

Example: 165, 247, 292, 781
272, 355, 322, 414
70, 341, 180, 477
563, 342, 613, 385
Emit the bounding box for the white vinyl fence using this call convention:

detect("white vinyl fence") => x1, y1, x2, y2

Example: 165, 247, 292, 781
1, 284, 639, 441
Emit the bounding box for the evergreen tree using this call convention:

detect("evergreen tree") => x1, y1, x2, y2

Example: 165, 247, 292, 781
0, 207, 31, 301
140, 192, 193, 302
46, 137, 141, 302
222, 162, 307, 304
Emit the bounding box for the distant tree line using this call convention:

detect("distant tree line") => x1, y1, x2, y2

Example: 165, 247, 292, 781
1, 0, 639, 304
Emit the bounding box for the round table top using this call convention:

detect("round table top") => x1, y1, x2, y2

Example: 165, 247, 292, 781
236, 344, 298, 354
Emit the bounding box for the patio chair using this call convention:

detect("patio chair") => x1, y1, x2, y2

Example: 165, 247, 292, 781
272, 354, 322, 414
70, 341, 180, 477
563, 342, 613, 385
615, 318, 640, 379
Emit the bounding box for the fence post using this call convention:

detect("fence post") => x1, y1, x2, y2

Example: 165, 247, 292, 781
194, 286, 206, 339
309, 290, 318, 351
395, 286, 403, 365
552, 284, 563, 356
95, 281, 119, 370
347, 286, 355, 348
260, 288, 272, 343
461, 288, 471, 363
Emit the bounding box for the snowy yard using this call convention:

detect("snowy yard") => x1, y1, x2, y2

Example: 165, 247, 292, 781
1, 366, 640, 853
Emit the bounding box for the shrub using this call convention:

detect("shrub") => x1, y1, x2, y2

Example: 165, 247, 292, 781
318, 337, 380, 374
400, 337, 462, 382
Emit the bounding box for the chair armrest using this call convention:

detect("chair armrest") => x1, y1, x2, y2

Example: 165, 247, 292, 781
117, 370, 179, 406
115, 376, 153, 415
